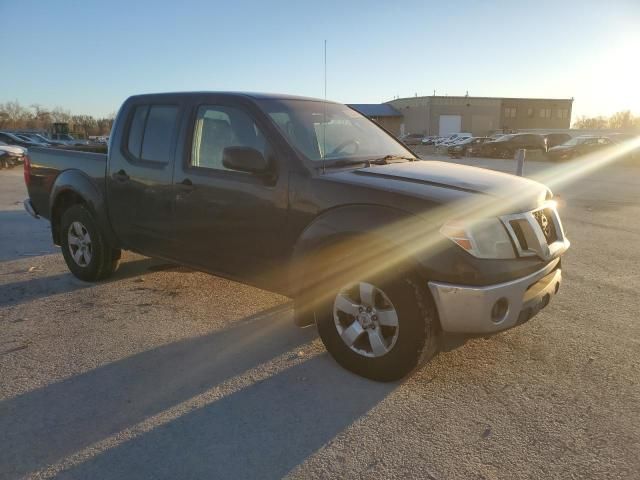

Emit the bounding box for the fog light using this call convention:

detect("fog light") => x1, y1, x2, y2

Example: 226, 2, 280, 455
491, 298, 509, 323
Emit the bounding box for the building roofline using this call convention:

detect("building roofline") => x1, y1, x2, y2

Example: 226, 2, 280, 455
387, 95, 573, 103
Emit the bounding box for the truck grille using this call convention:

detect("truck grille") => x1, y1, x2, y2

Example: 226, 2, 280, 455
532, 208, 558, 244
501, 203, 566, 260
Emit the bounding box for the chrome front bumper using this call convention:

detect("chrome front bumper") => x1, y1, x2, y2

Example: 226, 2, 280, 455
428, 258, 562, 334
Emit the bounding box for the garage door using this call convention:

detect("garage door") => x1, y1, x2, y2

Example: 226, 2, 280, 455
439, 115, 461, 136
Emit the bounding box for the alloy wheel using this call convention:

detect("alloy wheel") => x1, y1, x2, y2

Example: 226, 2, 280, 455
67, 221, 93, 267
333, 282, 400, 358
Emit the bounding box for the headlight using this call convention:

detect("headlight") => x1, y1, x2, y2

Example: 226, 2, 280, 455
440, 217, 516, 259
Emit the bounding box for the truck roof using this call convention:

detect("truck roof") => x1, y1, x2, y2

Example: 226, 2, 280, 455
125, 91, 338, 103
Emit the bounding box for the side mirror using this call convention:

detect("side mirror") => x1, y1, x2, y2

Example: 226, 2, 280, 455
222, 147, 269, 174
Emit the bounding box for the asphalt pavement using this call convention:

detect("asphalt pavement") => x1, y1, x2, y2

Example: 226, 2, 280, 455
1, 157, 639, 479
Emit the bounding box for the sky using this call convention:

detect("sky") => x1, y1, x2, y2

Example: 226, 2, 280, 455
1, 0, 639, 120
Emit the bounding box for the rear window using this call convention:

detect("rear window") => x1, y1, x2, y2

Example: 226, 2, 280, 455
127, 106, 149, 157
126, 104, 178, 163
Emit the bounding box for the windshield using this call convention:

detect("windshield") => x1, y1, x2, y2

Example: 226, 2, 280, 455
257, 99, 414, 162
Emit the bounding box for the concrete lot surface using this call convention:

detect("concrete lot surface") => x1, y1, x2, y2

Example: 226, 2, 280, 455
1, 157, 639, 479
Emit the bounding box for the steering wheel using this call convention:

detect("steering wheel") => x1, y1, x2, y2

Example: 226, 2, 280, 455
327, 139, 360, 157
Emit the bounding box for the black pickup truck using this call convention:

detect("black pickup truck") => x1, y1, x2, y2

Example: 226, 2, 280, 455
23, 92, 569, 381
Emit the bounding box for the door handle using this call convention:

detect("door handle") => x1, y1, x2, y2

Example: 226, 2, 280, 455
113, 169, 129, 182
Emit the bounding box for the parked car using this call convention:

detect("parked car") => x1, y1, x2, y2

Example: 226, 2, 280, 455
448, 137, 490, 158
420, 136, 437, 145
478, 133, 547, 158
607, 133, 640, 161
400, 133, 425, 145
547, 136, 613, 161
487, 133, 507, 141
436, 133, 472, 147
50, 133, 88, 146
15, 133, 53, 147
18, 132, 64, 146
23, 91, 569, 381
544, 133, 572, 150
0, 141, 26, 167
607, 133, 637, 143
436, 135, 471, 154
0, 131, 43, 149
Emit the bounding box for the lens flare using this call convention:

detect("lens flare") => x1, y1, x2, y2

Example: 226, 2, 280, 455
286, 137, 640, 322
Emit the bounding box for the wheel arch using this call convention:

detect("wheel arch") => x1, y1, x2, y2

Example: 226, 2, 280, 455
291, 203, 421, 263
288, 204, 430, 325
49, 170, 118, 247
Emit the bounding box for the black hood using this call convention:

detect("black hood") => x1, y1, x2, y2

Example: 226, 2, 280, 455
322, 160, 550, 212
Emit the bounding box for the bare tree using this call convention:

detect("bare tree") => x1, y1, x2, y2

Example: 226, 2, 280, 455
608, 110, 634, 129
572, 115, 609, 129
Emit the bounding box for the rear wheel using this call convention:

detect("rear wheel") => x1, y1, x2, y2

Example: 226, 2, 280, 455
60, 204, 120, 281
316, 272, 439, 381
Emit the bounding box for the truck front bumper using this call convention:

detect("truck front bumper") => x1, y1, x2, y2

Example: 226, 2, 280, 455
428, 258, 561, 334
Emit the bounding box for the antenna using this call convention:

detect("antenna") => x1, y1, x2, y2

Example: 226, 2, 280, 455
324, 39, 327, 102
322, 39, 327, 175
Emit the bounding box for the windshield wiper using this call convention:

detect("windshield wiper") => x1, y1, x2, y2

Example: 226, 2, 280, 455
368, 154, 417, 165
319, 155, 416, 171
320, 159, 371, 169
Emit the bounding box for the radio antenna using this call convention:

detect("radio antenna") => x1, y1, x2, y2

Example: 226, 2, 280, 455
322, 39, 327, 174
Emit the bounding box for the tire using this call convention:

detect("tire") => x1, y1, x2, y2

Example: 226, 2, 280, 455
60, 204, 120, 281
315, 271, 440, 382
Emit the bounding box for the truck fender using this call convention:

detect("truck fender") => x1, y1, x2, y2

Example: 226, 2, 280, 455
49, 169, 118, 247
289, 204, 424, 325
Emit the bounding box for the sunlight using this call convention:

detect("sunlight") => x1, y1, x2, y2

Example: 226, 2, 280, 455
290, 138, 640, 319
587, 32, 640, 114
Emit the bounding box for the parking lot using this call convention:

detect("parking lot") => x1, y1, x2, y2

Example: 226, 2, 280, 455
1, 156, 639, 479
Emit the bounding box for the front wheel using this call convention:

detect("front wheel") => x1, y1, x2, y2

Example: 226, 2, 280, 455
60, 204, 120, 281
316, 274, 439, 381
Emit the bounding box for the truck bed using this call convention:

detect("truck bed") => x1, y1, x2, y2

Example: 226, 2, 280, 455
27, 147, 107, 220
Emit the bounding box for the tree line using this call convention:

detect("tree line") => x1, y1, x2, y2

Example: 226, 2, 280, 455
573, 110, 640, 130
2, 100, 638, 136
0, 101, 115, 137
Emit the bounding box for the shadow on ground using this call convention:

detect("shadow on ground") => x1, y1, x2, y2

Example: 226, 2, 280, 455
0, 306, 395, 479
0, 257, 166, 308
0, 210, 55, 262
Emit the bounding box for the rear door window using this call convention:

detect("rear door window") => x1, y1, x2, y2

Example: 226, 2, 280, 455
125, 104, 179, 163
127, 106, 149, 158
141, 106, 179, 162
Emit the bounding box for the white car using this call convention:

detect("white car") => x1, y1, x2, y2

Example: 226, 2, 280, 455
0, 140, 27, 155
0, 141, 27, 167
